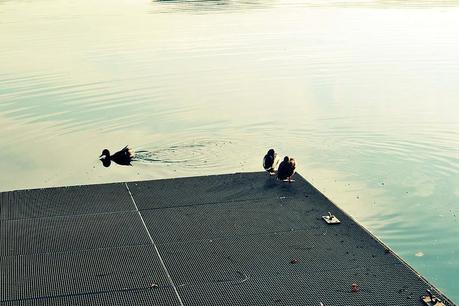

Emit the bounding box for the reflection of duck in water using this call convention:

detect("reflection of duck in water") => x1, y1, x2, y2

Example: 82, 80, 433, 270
263, 149, 279, 176
99, 146, 134, 167
277, 156, 296, 182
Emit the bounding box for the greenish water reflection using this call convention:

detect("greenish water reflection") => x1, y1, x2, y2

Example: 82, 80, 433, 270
1, 0, 458, 301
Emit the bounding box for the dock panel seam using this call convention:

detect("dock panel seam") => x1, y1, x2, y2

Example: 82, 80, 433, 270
125, 182, 185, 306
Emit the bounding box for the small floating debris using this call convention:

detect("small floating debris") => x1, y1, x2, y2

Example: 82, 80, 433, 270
290, 258, 299, 264
322, 212, 340, 224
351, 283, 360, 293
150, 283, 159, 289
421, 289, 445, 305
415, 252, 425, 257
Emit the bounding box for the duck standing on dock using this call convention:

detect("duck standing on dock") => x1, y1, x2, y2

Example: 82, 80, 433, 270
99, 146, 134, 167
263, 149, 279, 175
277, 156, 296, 182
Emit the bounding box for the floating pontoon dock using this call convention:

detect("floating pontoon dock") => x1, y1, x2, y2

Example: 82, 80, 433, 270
0, 172, 454, 305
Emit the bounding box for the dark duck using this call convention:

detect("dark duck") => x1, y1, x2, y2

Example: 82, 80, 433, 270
263, 149, 279, 175
99, 146, 134, 167
277, 156, 296, 182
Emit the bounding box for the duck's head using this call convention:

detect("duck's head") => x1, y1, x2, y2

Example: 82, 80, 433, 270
283, 156, 289, 163
99, 149, 110, 160
99, 149, 111, 167
267, 149, 275, 156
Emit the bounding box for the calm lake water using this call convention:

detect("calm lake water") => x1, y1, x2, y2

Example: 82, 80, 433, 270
1, 0, 458, 301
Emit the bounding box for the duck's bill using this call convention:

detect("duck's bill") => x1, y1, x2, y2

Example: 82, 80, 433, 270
99, 155, 107, 160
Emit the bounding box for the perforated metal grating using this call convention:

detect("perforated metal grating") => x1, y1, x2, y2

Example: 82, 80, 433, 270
0, 183, 134, 220
126, 172, 312, 210
141, 197, 359, 244
0, 211, 151, 256
0, 172, 454, 305
0, 245, 173, 302
176, 265, 435, 306
1, 288, 182, 306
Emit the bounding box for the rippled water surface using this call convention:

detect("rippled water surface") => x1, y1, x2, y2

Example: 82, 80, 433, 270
1, 0, 459, 300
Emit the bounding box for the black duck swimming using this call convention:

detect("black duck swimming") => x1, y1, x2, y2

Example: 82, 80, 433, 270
99, 146, 134, 167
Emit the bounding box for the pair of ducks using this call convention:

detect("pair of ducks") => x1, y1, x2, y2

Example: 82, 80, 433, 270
263, 149, 296, 182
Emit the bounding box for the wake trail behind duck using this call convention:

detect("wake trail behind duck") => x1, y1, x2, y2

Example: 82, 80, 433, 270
131, 139, 232, 169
